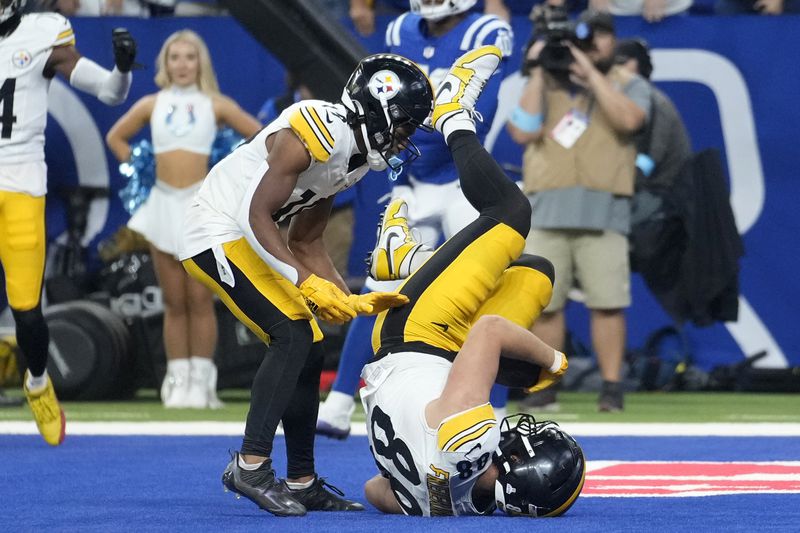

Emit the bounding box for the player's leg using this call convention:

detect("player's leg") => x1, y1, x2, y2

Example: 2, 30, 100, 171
373, 46, 531, 359
282, 341, 364, 510
0, 191, 64, 446
184, 240, 313, 517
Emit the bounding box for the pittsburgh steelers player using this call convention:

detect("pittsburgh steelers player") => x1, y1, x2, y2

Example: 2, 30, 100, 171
361, 45, 586, 517
0, 0, 135, 445
179, 54, 434, 516
318, 0, 515, 440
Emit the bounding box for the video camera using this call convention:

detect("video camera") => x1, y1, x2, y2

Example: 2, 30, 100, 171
523, 5, 594, 75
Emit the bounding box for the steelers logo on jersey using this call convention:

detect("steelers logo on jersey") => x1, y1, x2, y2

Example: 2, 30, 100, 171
12, 49, 32, 69
368, 70, 402, 101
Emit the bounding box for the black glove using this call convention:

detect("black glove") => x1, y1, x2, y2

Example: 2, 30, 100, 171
112, 28, 137, 73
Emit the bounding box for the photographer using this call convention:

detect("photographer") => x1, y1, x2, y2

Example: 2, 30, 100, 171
507, 11, 650, 412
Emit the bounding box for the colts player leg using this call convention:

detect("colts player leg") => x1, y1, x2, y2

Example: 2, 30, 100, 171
0, 188, 64, 445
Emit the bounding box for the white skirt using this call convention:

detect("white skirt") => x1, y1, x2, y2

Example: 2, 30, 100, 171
128, 180, 202, 258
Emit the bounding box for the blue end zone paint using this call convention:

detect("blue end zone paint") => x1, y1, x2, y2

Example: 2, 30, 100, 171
2, 435, 799, 532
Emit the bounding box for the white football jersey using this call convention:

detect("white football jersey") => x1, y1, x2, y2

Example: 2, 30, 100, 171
361, 352, 500, 517
181, 100, 368, 260
0, 13, 74, 167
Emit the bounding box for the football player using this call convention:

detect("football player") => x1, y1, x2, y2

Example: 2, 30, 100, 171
179, 54, 433, 516
0, 0, 135, 445
318, 0, 515, 440
361, 45, 586, 517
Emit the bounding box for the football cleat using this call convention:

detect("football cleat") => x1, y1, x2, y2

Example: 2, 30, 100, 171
222, 452, 307, 517
23, 371, 65, 446
367, 198, 429, 281
526, 353, 569, 395
431, 45, 502, 135
289, 476, 365, 512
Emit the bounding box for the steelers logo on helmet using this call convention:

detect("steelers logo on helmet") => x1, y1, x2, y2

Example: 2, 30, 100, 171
368, 70, 402, 102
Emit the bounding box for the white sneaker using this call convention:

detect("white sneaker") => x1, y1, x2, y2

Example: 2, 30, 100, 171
316, 391, 355, 440
367, 198, 431, 281
431, 45, 503, 138
161, 360, 191, 409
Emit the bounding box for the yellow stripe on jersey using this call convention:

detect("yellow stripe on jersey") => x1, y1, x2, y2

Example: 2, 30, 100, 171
445, 423, 494, 453
54, 28, 75, 46
307, 106, 334, 148
288, 106, 334, 162
437, 403, 496, 452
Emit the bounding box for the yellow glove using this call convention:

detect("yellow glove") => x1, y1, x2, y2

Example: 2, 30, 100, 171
344, 291, 409, 316
299, 274, 357, 324
526, 351, 569, 394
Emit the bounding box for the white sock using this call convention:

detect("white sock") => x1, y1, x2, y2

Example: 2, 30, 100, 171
441, 111, 476, 142
238, 455, 264, 470
190, 356, 214, 371
26, 370, 48, 392
286, 478, 315, 490
549, 350, 565, 373
493, 406, 507, 422
167, 358, 191, 374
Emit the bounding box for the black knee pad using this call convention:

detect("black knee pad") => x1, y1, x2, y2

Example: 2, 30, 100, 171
510, 254, 555, 286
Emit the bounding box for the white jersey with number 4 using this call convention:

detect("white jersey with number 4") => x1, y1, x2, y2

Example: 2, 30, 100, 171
0, 13, 74, 168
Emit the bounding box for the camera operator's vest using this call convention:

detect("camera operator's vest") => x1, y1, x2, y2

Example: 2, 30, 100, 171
522, 66, 637, 197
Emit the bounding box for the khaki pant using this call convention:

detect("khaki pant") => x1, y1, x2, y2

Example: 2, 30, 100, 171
525, 228, 630, 311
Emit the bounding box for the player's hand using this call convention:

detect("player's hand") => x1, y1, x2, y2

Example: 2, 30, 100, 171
526, 352, 569, 393
112, 28, 137, 73
299, 274, 357, 324
345, 292, 409, 316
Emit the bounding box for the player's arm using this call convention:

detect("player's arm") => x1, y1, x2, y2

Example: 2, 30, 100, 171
364, 474, 403, 514
46, 29, 136, 106
287, 195, 350, 294
105, 95, 156, 162
246, 129, 314, 285
213, 94, 262, 138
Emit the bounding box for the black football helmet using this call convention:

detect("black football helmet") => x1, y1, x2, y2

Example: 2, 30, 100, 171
341, 53, 434, 173
493, 414, 586, 517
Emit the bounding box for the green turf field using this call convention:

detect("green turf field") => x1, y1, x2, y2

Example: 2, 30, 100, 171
1, 390, 798, 423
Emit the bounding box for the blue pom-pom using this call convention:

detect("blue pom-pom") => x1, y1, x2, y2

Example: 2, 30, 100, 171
210, 127, 244, 168
118, 139, 156, 215
118, 129, 243, 215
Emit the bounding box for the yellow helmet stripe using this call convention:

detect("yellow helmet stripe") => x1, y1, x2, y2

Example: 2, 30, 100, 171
543, 461, 586, 517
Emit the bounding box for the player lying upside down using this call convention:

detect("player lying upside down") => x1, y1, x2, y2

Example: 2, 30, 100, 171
360, 45, 586, 517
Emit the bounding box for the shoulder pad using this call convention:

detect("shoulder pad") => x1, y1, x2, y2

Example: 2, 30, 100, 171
437, 403, 496, 452
460, 15, 513, 56
386, 12, 412, 48
288, 103, 336, 162
31, 13, 75, 47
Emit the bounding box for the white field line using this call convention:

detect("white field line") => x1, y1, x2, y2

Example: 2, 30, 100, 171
2, 422, 800, 437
